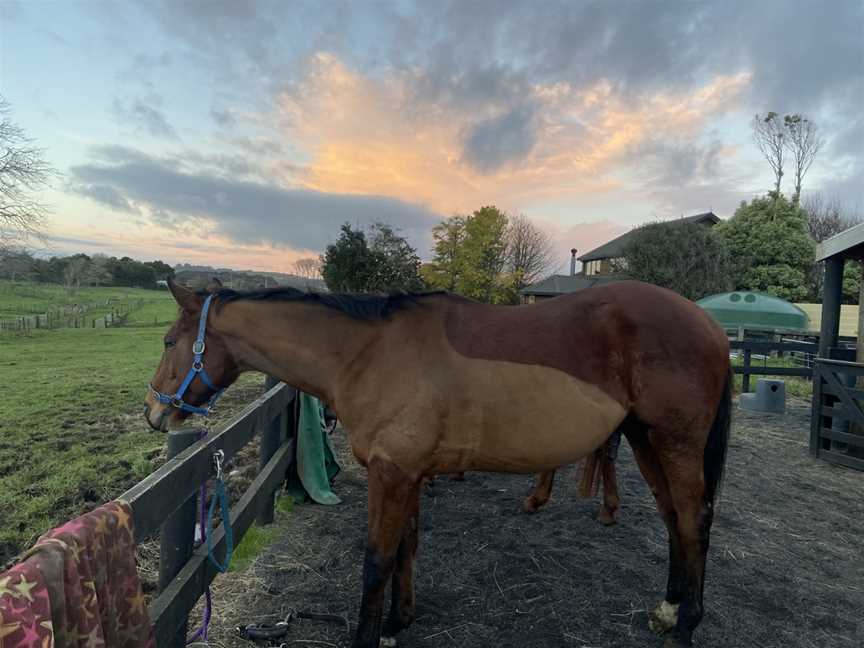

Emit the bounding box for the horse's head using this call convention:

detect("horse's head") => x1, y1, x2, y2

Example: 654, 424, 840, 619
144, 277, 240, 431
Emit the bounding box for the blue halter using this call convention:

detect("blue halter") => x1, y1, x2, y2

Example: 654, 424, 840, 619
150, 294, 225, 416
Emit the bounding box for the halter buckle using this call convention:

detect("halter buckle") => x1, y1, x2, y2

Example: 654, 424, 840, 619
171, 396, 184, 409
192, 340, 205, 355
192, 360, 204, 372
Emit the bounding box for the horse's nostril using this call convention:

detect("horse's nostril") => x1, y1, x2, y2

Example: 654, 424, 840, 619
144, 405, 151, 419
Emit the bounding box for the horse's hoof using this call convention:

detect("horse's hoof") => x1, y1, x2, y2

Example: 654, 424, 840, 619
380, 637, 397, 647
648, 601, 679, 635
662, 639, 691, 648
521, 497, 541, 513
597, 509, 617, 526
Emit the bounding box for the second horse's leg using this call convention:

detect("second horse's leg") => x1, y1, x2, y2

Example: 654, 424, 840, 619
597, 429, 622, 525
521, 470, 556, 513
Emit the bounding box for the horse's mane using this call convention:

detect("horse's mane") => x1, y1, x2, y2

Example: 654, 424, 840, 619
208, 286, 451, 321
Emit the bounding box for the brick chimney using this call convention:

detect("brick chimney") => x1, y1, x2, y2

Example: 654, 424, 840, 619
570, 248, 577, 276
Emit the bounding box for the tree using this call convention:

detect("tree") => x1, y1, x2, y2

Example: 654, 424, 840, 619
751, 112, 786, 201
715, 194, 815, 301
506, 213, 555, 290
320, 222, 424, 292
0, 247, 35, 281
145, 259, 175, 280
802, 194, 862, 301
422, 216, 467, 291
803, 194, 859, 243
84, 254, 112, 286
367, 222, 425, 291
0, 96, 53, 252
424, 206, 514, 303
63, 254, 90, 295
621, 221, 732, 301
292, 257, 322, 280
784, 114, 822, 206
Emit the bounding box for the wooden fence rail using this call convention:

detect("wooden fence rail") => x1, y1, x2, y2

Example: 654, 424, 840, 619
119, 380, 298, 647
729, 339, 816, 392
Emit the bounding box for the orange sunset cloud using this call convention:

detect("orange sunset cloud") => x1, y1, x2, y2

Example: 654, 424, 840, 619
277, 53, 752, 217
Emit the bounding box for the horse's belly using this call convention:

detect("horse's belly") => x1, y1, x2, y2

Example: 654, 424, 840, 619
446, 359, 627, 473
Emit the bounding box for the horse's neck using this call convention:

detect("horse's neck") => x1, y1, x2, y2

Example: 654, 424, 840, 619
218, 300, 377, 404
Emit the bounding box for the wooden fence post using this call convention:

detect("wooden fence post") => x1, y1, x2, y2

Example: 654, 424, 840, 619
258, 376, 284, 525
159, 428, 201, 648
742, 347, 752, 393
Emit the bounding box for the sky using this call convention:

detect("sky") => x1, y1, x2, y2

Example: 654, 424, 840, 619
1, 0, 863, 275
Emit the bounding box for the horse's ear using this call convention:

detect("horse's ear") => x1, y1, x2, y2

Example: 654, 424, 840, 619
167, 277, 202, 313
205, 276, 223, 293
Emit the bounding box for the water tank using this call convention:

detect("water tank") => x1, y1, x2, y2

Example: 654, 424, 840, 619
696, 291, 810, 332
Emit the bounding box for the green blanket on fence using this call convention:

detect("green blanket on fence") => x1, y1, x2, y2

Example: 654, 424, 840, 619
286, 392, 342, 505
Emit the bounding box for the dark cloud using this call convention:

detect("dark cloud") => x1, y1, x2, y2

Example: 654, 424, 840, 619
70, 183, 140, 213
67, 147, 439, 252
112, 96, 179, 140
233, 136, 284, 157
211, 107, 236, 129
461, 106, 536, 173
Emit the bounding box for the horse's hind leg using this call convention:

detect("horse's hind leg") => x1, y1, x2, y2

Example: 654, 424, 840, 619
654, 444, 715, 648
353, 458, 420, 648
622, 424, 688, 636
521, 470, 556, 513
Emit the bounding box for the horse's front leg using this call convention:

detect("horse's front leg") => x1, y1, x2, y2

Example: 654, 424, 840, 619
383, 484, 420, 640
353, 457, 420, 648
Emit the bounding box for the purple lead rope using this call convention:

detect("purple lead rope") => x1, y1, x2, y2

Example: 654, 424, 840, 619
187, 431, 213, 644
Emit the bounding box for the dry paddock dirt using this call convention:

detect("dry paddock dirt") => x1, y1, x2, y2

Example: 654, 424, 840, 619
199, 399, 863, 648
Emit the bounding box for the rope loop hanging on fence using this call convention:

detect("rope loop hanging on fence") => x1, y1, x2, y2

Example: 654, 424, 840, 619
206, 449, 234, 573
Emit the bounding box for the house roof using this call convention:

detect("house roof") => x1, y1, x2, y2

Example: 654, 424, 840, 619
519, 272, 624, 296
815, 222, 864, 262
578, 211, 720, 262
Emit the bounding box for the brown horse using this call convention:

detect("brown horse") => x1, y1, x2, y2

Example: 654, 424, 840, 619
522, 429, 623, 525
144, 278, 731, 648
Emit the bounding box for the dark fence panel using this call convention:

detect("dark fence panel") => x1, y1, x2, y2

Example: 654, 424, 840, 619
810, 358, 864, 471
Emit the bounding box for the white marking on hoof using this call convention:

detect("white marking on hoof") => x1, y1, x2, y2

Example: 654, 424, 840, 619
380, 636, 397, 647
648, 600, 679, 634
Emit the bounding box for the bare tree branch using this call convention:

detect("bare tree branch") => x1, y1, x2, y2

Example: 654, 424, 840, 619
784, 114, 823, 206
751, 112, 785, 201
0, 96, 54, 252
292, 256, 322, 280
506, 213, 556, 288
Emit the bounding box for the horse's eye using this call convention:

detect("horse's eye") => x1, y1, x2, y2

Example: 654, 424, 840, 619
164, 339, 176, 349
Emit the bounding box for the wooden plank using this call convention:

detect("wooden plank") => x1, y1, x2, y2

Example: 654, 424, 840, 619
729, 340, 817, 353
149, 439, 294, 646
818, 449, 864, 471
810, 369, 824, 455
819, 369, 864, 428
121, 384, 292, 541
819, 428, 864, 448
732, 366, 811, 377
819, 384, 864, 402
815, 357, 864, 372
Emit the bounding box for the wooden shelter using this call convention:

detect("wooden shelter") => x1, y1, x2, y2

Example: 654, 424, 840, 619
810, 222, 864, 470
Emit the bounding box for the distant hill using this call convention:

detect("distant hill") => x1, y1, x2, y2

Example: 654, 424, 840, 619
174, 264, 326, 291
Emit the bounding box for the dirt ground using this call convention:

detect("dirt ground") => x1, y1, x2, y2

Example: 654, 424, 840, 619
200, 399, 863, 648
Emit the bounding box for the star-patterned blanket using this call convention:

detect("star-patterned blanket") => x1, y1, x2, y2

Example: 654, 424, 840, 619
0, 499, 155, 648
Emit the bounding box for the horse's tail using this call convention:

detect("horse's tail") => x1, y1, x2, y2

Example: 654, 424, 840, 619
704, 368, 733, 506
577, 443, 607, 498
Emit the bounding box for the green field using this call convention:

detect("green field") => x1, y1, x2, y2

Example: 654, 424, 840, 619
0, 283, 183, 562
